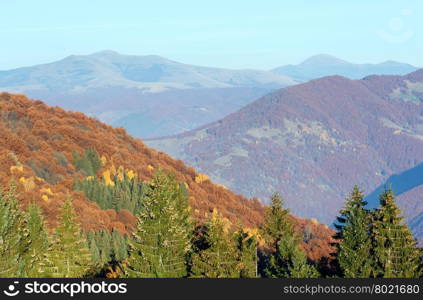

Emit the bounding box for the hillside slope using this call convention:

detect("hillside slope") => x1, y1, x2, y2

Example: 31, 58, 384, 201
0, 92, 334, 261
147, 69, 423, 245
41, 86, 272, 138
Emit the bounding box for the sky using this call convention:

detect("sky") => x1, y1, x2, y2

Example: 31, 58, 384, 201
0, 0, 421, 70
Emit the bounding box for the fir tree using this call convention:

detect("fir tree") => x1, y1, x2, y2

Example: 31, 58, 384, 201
261, 192, 318, 278
0, 185, 28, 277
73, 148, 102, 176
234, 227, 258, 278
24, 203, 49, 277
111, 229, 128, 262
41, 197, 93, 277
371, 188, 421, 278
334, 185, 373, 278
124, 170, 192, 278
191, 209, 239, 278
262, 193, 291, 250
87, 233, 102, 267
276, 234, 319, 278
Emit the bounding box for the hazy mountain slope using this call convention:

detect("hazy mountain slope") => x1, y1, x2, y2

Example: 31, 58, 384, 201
0, 92, 335, 260
272, 54, 418, 81
365, 162, 423, 208
147, 69, 423, 243
397, 186, 423, 246
29, 86, 272, 139
0, 50, 296, 94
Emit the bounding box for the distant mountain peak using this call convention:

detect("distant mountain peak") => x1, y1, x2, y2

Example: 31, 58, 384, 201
299, 54, 350, 66
60, 50, 123, 62
87, 51, 173, 65
90, 50, 121, 57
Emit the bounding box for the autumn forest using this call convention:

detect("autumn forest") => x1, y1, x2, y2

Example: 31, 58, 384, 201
0, 93, 421, 278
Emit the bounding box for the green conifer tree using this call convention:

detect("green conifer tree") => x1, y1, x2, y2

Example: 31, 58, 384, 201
276, 234, 319, 278
334, 185, 373, 278
234, 228, 258, 278
0, 185, 29, 277
111, 229, 128, 262
191, 210, 239, 278
261, 193, 318, 278
124, 170, 192, 278
87, 233, 102, 266
41, 197, 93, 277
372, 189, 421, 278
73, 148, 102, 176
24, 203, 49, 277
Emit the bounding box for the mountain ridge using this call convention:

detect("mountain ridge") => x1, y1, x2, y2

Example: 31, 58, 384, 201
0, 50, 297, 94
272, 54, 418, 81
1, 51, 418, 139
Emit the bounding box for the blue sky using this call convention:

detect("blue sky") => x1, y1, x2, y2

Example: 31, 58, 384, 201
0, 0, 421, 70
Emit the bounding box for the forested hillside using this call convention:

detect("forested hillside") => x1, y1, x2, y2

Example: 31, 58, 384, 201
0, 92, 334, 268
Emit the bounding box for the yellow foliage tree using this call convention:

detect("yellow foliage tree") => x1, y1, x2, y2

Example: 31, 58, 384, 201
10, 165, 24, 173
100, 155, 107, 166
244, 227, 264, 247
42, 194, 50, 203
40, 187, 54, 196
310, 218, 319, 225
195, 173, 209, 184
126, 170, 136, 180
19, 176, 36, 192
102, 170, 115, 186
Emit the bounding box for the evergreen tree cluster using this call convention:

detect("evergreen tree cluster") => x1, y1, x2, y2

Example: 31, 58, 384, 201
334, 186, 422, 278
41, 198, 93, 277
74, 175, 146, 214
0, 184, 30, 277
87, 229, 128, 268
124, 179, 320, 278
190, 211, 257, 278
0, 186, 127, 278
73, 149, 146, 214
1, 168, 422, 278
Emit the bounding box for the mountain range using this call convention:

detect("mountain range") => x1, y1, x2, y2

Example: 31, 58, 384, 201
0, 51, 418, 138
147, 69, 423, 245
0, 50, 297, 94
273, 54, 418, 81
